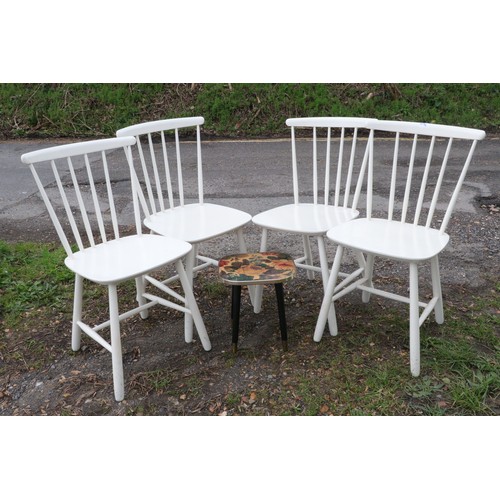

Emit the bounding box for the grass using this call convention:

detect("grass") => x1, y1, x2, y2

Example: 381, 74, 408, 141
217, 285, 499, 416
1, 83, 499, 139
0, 240, 74, 327
1, 240, 498, 415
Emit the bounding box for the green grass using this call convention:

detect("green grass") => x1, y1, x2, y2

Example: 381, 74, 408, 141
218, 288, 499, 416
1, 83, 499, 139
1, 240, 498, 415
0, 240, 74, 327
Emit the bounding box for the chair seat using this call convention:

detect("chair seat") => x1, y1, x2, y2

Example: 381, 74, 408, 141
64, 234, 192, 284
144, 203, 252, 243
252, 203, 359, 235
327, 218, 450, 261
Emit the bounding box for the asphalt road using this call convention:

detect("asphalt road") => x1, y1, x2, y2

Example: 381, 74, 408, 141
1, 136, 499, 289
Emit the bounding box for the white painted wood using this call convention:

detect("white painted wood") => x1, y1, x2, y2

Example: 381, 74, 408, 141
117, 117, 252, 298
21, 136, 212, 401
253, 117, 373, 329
314, 119, 486, 377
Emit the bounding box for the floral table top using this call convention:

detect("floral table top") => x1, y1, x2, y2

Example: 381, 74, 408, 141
218, 252, 296, 285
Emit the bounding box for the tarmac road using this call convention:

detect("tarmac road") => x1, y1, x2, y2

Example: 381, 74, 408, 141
0, 136, 499, 290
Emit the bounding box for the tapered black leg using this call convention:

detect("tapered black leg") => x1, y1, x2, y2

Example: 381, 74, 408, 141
231, 285, 242, 353
274, 283, 288, 351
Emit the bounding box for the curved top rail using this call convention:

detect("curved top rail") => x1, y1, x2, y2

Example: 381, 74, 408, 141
21, 136, 136, 164
285, 117, 376, 128
116, 117, 205, 137
370, 120, 486, 140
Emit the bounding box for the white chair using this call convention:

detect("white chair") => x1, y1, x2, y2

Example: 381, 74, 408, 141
314, 120, 486, 376
21, 137, 211, 402
251, 117, 373, 334
116, 117, 253, 343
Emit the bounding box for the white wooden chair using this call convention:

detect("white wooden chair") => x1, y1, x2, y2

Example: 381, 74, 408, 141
116, 117, 253, 344
314, 120, 486, 376
251, 117, 373, 334
21, 137, 211, 402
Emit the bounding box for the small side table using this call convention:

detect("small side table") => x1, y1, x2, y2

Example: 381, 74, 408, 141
218, 252, 296, 352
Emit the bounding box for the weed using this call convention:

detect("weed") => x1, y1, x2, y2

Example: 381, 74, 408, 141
450, 370, 499, 415
201, 279, 228, 299
225, 392, 240, 406
146, 370, 175, 393
406, 376, 444, 398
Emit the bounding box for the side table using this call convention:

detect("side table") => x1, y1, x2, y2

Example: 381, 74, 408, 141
218, 252, 296, 352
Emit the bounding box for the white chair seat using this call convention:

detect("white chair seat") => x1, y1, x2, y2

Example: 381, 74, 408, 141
252, 203, 359, 235
65, 234, 192, 284
327, 218, 450, 262
144, 203, 252, 244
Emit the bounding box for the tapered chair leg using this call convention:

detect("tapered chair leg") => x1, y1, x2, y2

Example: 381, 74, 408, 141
314, 245, 344, 341
175, 260, 212, 352
183, 247, 196, 344
317, 235, 339, 337
135, 275, 149, 319
274, 283, 288, 351
108, 284, 125, 402
409, 263, 421, 377
71, 274, 83, 352
231, 285, 242, 353
303, 235, 315, 279
431, 255, 444, 324
253, 228, 268, 313
361, 254, 375, 303
236, 227, 255, 308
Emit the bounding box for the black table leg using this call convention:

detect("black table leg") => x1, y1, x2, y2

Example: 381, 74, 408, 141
231, 285, 242, 353
274, 283, 288, 351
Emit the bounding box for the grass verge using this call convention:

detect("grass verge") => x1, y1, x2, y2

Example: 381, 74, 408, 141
1, 83, 499, 139
1, 240, 498, 415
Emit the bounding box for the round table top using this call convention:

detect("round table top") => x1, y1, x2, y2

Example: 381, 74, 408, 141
218, 251, 296, 285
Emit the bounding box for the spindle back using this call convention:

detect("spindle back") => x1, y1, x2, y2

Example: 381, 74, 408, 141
366, 120, 485, 234
285, 117, 373, 211
21, 137, 137, 256
116, 117, 205, 220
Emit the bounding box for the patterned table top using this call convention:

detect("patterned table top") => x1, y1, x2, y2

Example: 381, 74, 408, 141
218, 252, 296, 285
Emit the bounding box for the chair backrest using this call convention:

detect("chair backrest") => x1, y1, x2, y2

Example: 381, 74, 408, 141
21, 137, 137, 257
285, 117, 374, 211
366, 120, 486, 234
116, 117, 205, 219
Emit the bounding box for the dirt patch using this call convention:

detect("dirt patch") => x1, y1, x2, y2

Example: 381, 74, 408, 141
1, 272, 324, 415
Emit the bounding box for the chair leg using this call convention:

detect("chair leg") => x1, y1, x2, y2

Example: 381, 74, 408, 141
409, 262, 421, 377
135, 276, 149, 319
183, 246, 196, 344
314, 245, 344, 341
236, 227, 256, 308
253, 228, 268, 313
274, 283, 288, 351
231, 285, 242, 353
317, 236, 339, 337
108, 284, 125, 402
361, 253, 375, 303
71, 274, 83, 352
303, 235, 314, 279
431, 255, 444, 324
175, 260, 212, 352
